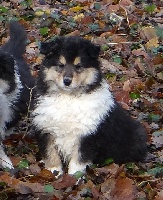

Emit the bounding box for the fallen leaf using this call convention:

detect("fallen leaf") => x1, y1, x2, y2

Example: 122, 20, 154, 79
123, 80, 131, 92
101, 58, 120, 73
52, 174, 77, 190
10, 156, 22, 167
132, 49, 149, 58
73, 13, 85, 22
157, 150, 163, 162
69, 6, 84, 12
112, 177, 138, 200
140, 27, 157, 40
151, 130, 163, 148
145, 37, 159, 49
0, 172, 44, 194
152, 55, 163, 65
80, 16, 93, 24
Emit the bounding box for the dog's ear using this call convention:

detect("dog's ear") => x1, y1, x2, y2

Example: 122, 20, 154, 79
40, 41, 57, 55
86, 42, 101, 59
40, 38, 62, 55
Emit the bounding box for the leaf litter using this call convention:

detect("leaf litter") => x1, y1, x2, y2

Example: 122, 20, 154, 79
0, 0, 163, 199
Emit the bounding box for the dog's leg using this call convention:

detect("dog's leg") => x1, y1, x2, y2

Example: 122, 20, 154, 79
68, 150, 91, 174
43, 146, 63, 176
37, 133, 63, 175
0, 144, 13, 169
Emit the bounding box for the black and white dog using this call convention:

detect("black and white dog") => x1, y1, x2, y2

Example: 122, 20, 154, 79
0, 21, 35, 168
32, 36, 147, 175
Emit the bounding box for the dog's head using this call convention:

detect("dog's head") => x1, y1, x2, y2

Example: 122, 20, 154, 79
0, 50, 16, 94
40, 36, 102, 94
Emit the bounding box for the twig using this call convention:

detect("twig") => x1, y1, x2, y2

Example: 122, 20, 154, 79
137, 179, 160, 187
119, 0, 131, 27
22, 86, 36, 138
107, 41, 140, 45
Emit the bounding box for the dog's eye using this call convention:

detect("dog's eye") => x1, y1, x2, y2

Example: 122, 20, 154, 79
75, 64, 82, 71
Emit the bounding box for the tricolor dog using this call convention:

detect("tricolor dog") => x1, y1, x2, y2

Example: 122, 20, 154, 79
32, 36, 147, 175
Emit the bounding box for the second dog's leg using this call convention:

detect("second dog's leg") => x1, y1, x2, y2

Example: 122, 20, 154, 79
0, 144, 13, 169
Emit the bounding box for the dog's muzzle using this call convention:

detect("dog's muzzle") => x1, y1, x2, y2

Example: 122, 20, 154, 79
63, 77, 72, 86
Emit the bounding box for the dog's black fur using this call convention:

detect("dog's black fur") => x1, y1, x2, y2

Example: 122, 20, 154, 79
33, 36, 147, 175
1, 21, 35, 129
0, 21, 35, 168
80, 102, 147, 164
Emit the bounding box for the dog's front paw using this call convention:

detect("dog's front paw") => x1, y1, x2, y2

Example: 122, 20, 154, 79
39, 160, 63, 178
68, 160, 90, 175
47, 166, 63, 177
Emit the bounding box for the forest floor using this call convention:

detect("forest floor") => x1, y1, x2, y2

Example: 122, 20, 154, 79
0, 0, 162, 199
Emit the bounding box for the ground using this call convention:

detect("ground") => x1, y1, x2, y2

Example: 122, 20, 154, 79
0, 0, 162, 199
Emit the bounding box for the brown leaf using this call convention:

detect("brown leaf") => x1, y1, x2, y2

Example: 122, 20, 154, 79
152, 55, 163, 65
29, 163, 41, 175
80, 16, 93, 24
0, 172, 44, 194
108, 4, 119, 12
119, 0, 134, 7
66, 30, 81, 36
91, 187, 101, 199
123, 80, 131, 92
140, 27, 157, 40
38, 169, 55, 181
132, 49, 149, 58
111, 35, 127, 43
10, 156, 22, 167
101, 177, 116, 199
112, 177, 138, 200
52, 174, 77, 190
114, 90, 130, 110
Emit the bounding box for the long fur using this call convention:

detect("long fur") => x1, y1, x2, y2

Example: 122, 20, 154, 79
33, 36, 147, 175
0, 21, 35, 168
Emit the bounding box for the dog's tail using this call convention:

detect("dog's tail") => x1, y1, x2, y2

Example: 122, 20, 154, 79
1, 21, 27, 59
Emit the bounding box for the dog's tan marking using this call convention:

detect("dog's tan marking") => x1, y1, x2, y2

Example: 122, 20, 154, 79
59, 55, 66, 65
73, 57, 81, 65
44, 67, 59, 81
43, 134, 63, 175
80, 68, 98, 85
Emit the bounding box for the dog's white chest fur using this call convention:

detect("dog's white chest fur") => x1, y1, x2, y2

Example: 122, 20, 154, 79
33, 80, 114, 160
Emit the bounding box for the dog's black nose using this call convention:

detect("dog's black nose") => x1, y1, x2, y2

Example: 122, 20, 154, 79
63, 78, 72, 86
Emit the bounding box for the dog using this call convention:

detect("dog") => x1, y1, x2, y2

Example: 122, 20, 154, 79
32, 36, 147, 175
0, 21, 35, 168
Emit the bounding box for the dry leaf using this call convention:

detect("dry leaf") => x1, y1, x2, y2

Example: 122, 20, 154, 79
73, 13, 85, 22
140, 27, 157, 40
132, 49, 149, 58
101, 58, 120, 73
145, 37, 159, 49
0, 172, 44, 194
123, 80, 131, 92
112, 177, 138, 200
52, 174, 77, 190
